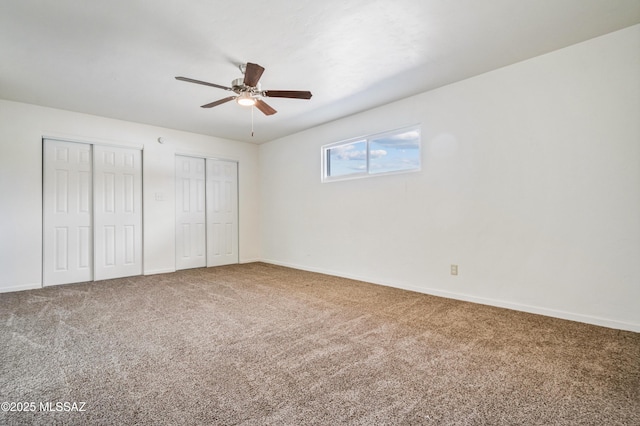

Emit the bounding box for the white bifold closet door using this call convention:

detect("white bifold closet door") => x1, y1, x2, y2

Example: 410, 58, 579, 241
43, 139, 142, 286
175, 156, 238, 270
175, 156, 207, 270
206, 159, 238, 267
43, 140, 93, 286
93, 145, 142, 280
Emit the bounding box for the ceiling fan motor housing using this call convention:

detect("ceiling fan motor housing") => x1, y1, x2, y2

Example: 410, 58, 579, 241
232, 78, 261, 94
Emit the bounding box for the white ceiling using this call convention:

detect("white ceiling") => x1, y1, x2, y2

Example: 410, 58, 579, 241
1, 1, 639, 144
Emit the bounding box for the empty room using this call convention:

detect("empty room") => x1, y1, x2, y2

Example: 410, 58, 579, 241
1, 1, 639, 424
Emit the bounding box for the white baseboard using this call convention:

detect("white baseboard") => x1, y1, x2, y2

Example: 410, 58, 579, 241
144, 268, 176, 276
260, 259, 640, 333
240, 258, 262, 264
0, 283, 42, 294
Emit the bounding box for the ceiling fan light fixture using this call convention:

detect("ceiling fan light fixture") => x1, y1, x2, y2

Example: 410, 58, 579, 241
236, 92, 256, 107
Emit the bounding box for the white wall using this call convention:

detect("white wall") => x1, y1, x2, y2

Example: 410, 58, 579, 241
259, 25, 640, 332
0, 100, 260, 292
1, 26, 638, 332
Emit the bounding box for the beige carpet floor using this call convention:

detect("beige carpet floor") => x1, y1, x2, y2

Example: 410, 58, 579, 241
1, 262, 639, 425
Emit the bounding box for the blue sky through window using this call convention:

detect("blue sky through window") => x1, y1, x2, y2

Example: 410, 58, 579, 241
325, 127, 420, 180
327, 140, 367, 177
369, 129, 420, 174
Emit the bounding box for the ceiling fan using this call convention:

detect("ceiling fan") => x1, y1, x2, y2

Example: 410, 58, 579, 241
175, 62, 312, 116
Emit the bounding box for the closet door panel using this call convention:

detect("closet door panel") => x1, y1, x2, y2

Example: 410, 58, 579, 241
176, 156, 207, 270
94, 145, 142, 280
207, 159, 238, 267
43, 140, 93, 286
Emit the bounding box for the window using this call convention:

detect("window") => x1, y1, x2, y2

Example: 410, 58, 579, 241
322, 125, 421, 182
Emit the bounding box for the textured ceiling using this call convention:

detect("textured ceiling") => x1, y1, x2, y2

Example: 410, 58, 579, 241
1, 0, 639, 143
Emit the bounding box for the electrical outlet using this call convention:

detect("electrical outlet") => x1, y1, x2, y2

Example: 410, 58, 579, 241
451, 264, 458, 276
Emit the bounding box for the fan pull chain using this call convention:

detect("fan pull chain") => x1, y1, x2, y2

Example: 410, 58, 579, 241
251, 105, 254, 137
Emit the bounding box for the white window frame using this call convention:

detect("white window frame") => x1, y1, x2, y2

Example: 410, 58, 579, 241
321, 125, 421, 182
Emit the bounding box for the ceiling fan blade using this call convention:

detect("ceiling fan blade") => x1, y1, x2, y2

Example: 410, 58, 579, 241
243, 63, 265, 87
263, 90, 312, 99
201, 96, 236, 108
175, 76, 233, 91
254, 99, 277, 116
